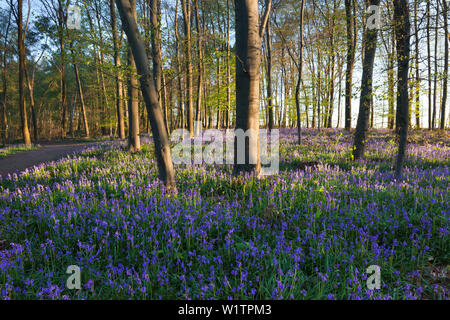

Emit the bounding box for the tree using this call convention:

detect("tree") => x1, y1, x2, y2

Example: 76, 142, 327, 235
115, 0, 176, 189
126, 0, 141, 152
394, 0, 411, 180
233, 0, 272, 176
265, 20, 274, 132
353, 0, 380, 160
344, 0, 356, 130
181, 0, 194, 138
427, 0, 432, 129
10, 0, 32, 146
110, 0, 125, 139
194, 0, 203, 135
0, 9, 12, 146
432, 0, 439, 129
440, 0, 448, 130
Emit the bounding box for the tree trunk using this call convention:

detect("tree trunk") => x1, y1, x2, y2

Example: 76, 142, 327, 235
394, 0, 411, 180
353, 0, 380, 160
414, 0, 420, 128
58, 0, 67, 139
295, 0, 305, 143
432, 0, 439, 129
126, 0, 141, 152
115, 0, 176, 189
194, 0, 203, 135
226, 0, 231, 129
344, 0, 355, 130
24, 67, 38, 141
233, 0, 272, 176
181, 0, 194, 138
73, 62, 89, 137
441, 0, 449, 129
174, 0, 184, 130
427, 0, 432, 129
265, 21, 274, 132
110, 0, 126, 139
17, 0, 31, 146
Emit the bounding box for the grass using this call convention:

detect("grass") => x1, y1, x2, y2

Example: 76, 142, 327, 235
0, 144, 40, 159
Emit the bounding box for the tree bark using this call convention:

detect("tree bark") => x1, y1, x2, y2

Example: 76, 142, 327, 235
353, 0, 380, 160
115, 0, 176, 189
265, 21, 274, 132
344, 0, 355, 130
57, 0, 67, 138
414, 0, 420, 128
432, 0, 439, 129
181, 0, 194, 138
427, 0, 432, 129
233, 0, 272, 176
394, 0, 411, 180
126, 0, 141, 152
194, 0, 203, 135
110, 0, 125, 139
441, 0, 448, 129
17, 0, 31, 146
174, 0, 184, 130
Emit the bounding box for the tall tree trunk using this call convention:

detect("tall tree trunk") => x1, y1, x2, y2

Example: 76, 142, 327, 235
295, 0, 305, 143
344, 0, 355, 130
387, 35, 396, 129
427, 0, 432, 129
0, 13, 9, 146
126, 0, 141, 152
150, 0, 162, 104
181, 0, 194, 138
353, 0, 380, 160
24, 67, 38, 141
174, 0, 184, 129
58, 0, 67, 139
265, 21, 274, 132
194, 0, 203, 135
17, 0, 31, 146
432, 0, 439, 129
115, 0, 176, 189
441, 0, 449, 129
226, 0, 231, 129
394, 0, 411, 180
110, 0, 125, 139
233, 0, 272, 176
94, 0, 110, 136
73, 62, 89, 137
1, 40, 7, 145
414, 0, 420, 128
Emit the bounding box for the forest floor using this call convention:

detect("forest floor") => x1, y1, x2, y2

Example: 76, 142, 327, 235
0, 129, 448, 300
0, 141, 110, 177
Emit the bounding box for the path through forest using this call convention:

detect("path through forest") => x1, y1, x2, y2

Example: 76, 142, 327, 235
0, 142, 101, 177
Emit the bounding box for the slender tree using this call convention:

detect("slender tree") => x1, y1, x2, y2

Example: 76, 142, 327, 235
432, 0, 439, 129
110, 0, 125, 139
394, 0, 411, 180
126, 0, 141, 152
1, 11, 11, 145
344, 0, 355, 130
353, 0, 380, 160
265, 20, 274, 132
12, 0, 32, 146
233, 0, 272, 176
181, 0, 194, 138
115, 0, 176, 189
440, 0, 448, 129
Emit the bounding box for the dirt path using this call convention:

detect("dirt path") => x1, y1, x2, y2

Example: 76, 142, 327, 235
0, 142, 100, 177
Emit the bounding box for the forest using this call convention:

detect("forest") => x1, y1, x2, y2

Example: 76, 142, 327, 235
0, 0, 449, 301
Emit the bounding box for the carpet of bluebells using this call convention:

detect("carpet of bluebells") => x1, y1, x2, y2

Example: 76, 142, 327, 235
0, 129, 448, 300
